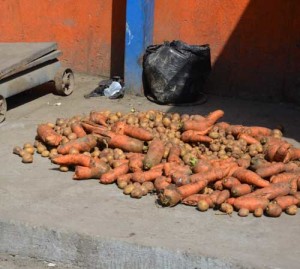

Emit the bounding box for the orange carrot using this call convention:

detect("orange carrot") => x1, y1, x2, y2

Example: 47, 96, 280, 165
167, 144, 182, 164
236, 158, 251, 169
73, 161, 110, 180
238, 133, 259, 145
205, 110, 225, 125
270, 172, 298, 184
233, 196, 269, 212
216, 189, 230, 205
154, 176, 172, 192
284, 148, 300, 162
52, 154, 92, 167
226, 197, 236, 205
100, 163, 129, 184
143, 139, 165, 170
189, 168, 226, 184
227, 125, 271, 137
150, 162, 166, 171
248, 182, 291, 200
182, 194, 214, 207
181, 131, 212, 143
232, 168, 270, 188
70, 123, 87, 138
192, 159, 212, 173
213, 180, 223, 191
112, 121, 153, 141
215, 121, 230, 130
171, 172, 191, 186
222, 177, 241, 189
57, 135, 97, 154
37, 124, 62, 146
256, 162, 286, 178
159, 179, 208, 206
89, 111, 108, 126
182, 121, 212, 133
128, 154, 144, 172
293, 192, 300, 205
163, 162, 177, 176
131, 169, 163, 183
81, 121, 108, 134
274, 196, 299, 210
231, 184, 252, 197
209, 190, 221, 205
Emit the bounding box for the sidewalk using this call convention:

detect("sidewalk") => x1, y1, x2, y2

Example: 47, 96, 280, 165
0, 73, 300, 269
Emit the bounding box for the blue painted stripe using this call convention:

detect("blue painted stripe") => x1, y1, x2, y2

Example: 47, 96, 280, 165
124, 0, 154, 95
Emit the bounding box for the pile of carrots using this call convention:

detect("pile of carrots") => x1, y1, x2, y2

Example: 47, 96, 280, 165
13, 109, 300, 217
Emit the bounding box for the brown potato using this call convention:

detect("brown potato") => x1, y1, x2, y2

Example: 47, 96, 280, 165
22, 153, 33, 163
197, 200, 209, 212
59, 166, 69, 172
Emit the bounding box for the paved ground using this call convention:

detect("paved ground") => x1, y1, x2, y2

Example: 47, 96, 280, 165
1, 73, 300, 268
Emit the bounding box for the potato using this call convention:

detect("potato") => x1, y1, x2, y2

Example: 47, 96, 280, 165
13, 146, 22, 156
37, 145, 47, 154
130, 187, 143, 199
24, 147, 35, 155
286, 205, 297, 215
41, 150, 50, 157
22, 153, 33, 163
140, 185, 148, 196
47, 122, 55, 128
69, 148, 80, 155
23, 142, 33, 148
123, 184, 135, 195
117, 180, 128, 189
68, 133, 77, 140
253, 208, 263, 217
220, 203, 233, 214
197, 200, 209, 212
59, 166, 69, 172
238, 208, 249, 217
142, 181, 154, 192
63, 127, 72, 136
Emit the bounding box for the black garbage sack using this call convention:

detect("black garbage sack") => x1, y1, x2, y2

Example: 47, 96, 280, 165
143, 40, 211, 105
84, 76, 125, 99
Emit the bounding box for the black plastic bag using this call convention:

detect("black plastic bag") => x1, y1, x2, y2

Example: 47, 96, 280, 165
143, 40, 211, 104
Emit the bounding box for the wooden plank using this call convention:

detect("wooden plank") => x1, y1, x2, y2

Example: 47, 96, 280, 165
0, 50, 61, 80
0, 42, 57, 78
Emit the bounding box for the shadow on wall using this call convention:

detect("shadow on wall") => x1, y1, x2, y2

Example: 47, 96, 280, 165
205, 0, 300, 105
110, 0, 127, 78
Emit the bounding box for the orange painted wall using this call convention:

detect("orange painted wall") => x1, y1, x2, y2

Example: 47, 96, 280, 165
154, 0, 300, 103
0, 0, 125, 76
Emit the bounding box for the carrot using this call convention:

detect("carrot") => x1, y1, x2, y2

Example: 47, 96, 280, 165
284, 148, 300, 162
209, 190, 221, 205
226, 197, 236, 205
256, 162, 286, 178
293, 192, 300, 204
189, 168, 227, 184
37, 124, 62, 146
205, 110, 224, 125
131, 169, 163, 183
163, 162, 177, 176
233, 196, 269, 212
73, 161, 110, 179
274, 196, 299, 210
154, 176, 172, 192
100, 163, 129, 184
52, 154, 92, 167
150, 162, 166, 171
89, 111, 108, 126
290, 177, 298, 194
215, 122, 230, 130
248, 182, 291, 200
128, 154, 144, 172
182, 121, 212, 133
57, 135, 97, 154
274, 142, 291, 162
181, 131, 212, 143
167, 144, 182, 164
159, 179, 208, 206
232, 168, 270, 188
236, 158, 251, 169
103, 132, 145, 153
81, 121, 108, 134
192, 159, 212, 173
238, 133, 259, 145
182, 194, 214, 207
270, 172, 298, 184
227, 125, 271, 137
70, 123, 87, 138
231, 184, 252, 197
112, 121, 153, 141
143, 139, 165, 170
171, 172, 191, 186
222, 177, 241, 189
216, 189, 230, 205
213, 180, 223, 191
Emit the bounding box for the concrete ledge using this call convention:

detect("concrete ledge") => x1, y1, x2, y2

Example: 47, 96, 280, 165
0, 220, 254, 269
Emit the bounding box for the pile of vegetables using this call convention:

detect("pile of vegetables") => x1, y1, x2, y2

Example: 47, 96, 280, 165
13, 109, 300, 217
